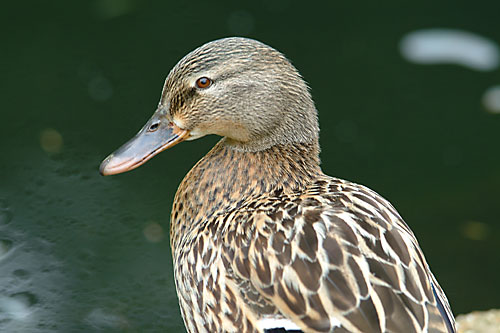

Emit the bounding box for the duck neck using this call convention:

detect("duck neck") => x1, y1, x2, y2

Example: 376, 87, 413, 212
170, 138, 322, 250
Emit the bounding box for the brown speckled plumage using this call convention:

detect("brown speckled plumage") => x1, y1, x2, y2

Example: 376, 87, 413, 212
101, 37, 455, 333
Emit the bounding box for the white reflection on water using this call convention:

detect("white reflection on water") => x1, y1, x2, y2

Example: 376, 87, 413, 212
0, 234, 66, 332
400, 29, 500, 71
0, 293, 37, 320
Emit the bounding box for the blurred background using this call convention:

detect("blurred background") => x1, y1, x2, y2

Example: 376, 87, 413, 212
1, 0, 499, 332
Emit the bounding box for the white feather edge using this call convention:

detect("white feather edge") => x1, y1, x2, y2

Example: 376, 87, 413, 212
259, 316, 342, 331
259, 317, 301, 331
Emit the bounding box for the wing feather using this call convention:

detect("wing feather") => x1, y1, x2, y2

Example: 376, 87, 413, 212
224, 177, 455, 333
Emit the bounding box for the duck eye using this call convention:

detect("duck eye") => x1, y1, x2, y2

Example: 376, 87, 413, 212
195, 77, 212, 89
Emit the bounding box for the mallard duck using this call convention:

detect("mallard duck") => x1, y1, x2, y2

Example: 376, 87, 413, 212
100, 37, 456, 333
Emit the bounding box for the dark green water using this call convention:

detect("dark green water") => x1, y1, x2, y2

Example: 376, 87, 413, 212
1, 1, 499, 331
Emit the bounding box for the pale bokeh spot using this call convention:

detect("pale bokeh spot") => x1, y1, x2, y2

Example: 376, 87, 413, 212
40, 128, 63, 154
460, 221, 489, 241
85, 308, 129, 330
93, 0, 138, 20
88, 76, 113, 102
227, 10, 255, 36
143, 222, 165, 243
482, 85, 500, 114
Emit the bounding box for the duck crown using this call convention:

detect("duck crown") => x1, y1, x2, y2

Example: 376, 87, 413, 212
160, 37, 320, 152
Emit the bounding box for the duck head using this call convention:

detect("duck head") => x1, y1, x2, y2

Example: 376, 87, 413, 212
100, 37, 318, 176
